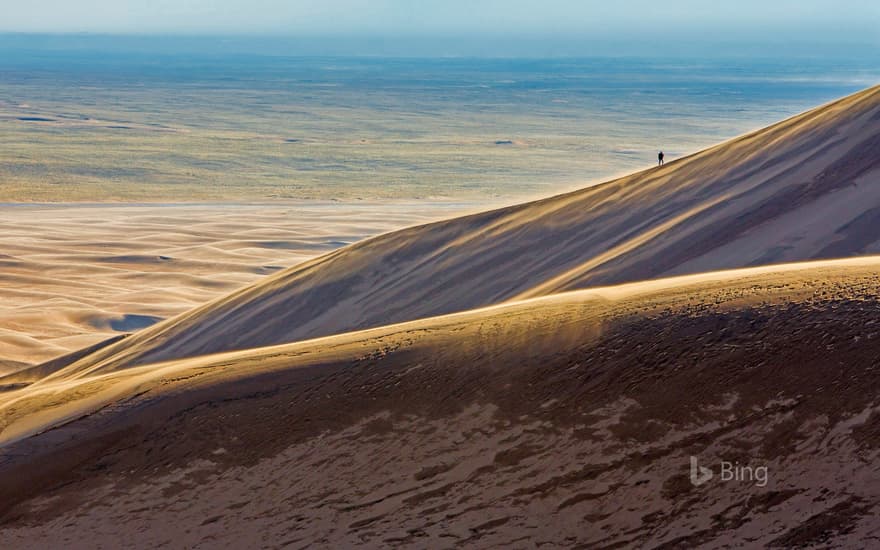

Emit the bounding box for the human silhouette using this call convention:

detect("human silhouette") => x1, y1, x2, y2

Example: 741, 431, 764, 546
658, 151, 665, 166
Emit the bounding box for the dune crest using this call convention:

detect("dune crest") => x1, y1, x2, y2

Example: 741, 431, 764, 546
43, 85, 880, 377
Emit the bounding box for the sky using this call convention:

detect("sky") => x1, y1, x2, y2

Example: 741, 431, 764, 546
1, 1, 878, 57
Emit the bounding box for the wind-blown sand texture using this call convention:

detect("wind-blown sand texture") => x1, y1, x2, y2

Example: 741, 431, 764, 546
1, 85, 880, 548
2, 258, 880, 547
0, 202, 469, 370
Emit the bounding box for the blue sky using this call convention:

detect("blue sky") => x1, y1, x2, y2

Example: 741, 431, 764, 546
3, 1, 878, 36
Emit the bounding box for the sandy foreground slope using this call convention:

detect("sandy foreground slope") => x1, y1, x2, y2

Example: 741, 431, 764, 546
53, 84, 880, 374
1, 257, 880, 548
0, 202, 469, 370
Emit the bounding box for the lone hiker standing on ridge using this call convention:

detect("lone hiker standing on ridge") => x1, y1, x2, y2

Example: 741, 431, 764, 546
658, 151, 665, 166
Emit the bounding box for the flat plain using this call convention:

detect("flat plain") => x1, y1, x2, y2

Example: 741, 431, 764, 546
2, 54, 875, 201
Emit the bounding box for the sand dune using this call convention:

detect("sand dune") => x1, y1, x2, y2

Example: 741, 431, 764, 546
4, 86, 880, 547
51, 85, 880, 375
2, 258, 880, 547
0, 202, 468, 369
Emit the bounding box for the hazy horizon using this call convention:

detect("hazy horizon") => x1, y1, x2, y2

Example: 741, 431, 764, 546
1, 32, 878, 60
1, 0, 878, 58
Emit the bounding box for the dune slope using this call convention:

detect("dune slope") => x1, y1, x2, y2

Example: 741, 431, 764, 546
1, 258, 879, 547
47, 85, 880, 376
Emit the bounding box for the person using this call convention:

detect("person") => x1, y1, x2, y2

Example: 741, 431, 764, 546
658, 151, 665, 166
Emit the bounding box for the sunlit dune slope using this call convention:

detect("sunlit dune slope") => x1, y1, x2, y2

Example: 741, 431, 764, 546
45, 85, 880, 375
2, 258, 880, 547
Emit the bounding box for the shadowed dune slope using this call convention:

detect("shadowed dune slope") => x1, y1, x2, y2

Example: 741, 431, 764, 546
45, 85, 880, 376
1, 258, 880, 547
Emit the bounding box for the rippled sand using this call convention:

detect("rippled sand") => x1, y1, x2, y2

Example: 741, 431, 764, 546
0, 202, 474, 370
